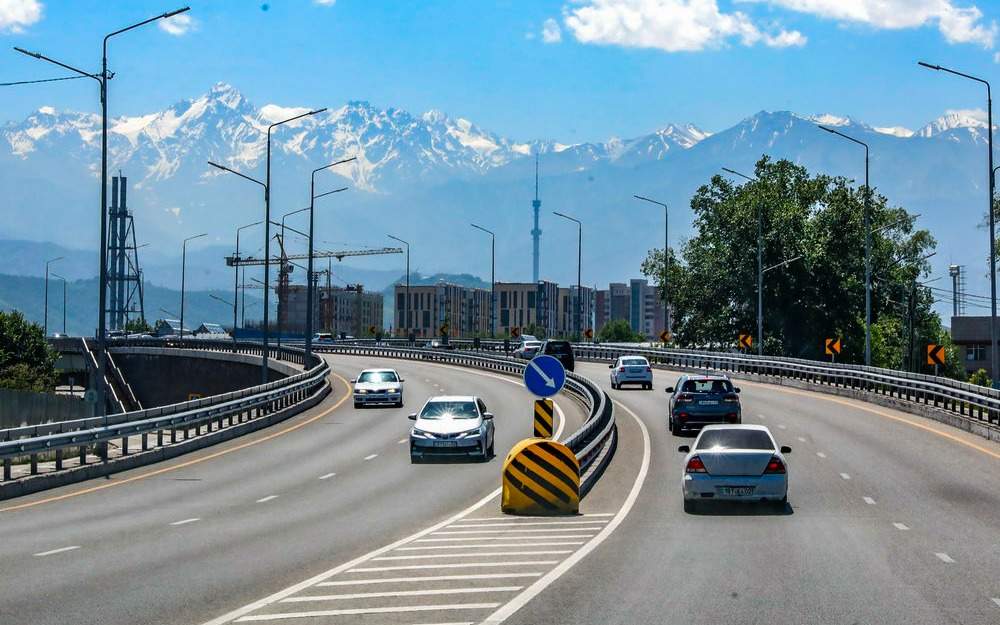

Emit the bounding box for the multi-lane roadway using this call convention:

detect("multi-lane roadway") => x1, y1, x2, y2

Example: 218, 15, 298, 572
1, 354, 998, 624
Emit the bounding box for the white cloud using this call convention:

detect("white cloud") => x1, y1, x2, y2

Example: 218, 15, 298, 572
563, 0, 806, 52
259, 104, 313, 124
994, 51, 1000, 63
158, 13, 194, 36
314, 0, 336, 4
744, 1, 997, 47
0, 0, 41, 34
542, 17, 563, 43
165, 207, 181, 218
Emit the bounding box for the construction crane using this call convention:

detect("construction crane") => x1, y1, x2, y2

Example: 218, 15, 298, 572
225, 246, 403, 267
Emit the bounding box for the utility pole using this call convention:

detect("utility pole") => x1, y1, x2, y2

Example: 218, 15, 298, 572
44, 256, 64, 336
388, 234, 411, 339
470, 224, 496, 338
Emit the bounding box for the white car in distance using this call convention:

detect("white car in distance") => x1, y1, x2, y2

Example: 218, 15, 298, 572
351, 368, 404, 408
610, 355, 653, 390
514, 335, 542, 359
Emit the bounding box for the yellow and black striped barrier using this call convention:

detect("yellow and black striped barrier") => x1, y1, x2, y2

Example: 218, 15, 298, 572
502, 438, 579, 515
533, 399, 554, 438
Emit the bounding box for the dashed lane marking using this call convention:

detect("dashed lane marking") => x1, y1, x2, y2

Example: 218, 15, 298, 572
372, 551, 573, 561
170, 518, 201, 526
415, 535, 595, 543
234, 604, 500, 622
398, 438, 409, 444
816, 452, 827, 459
893, 523, 910, 531
449, 520, 608, 529
364, 454, 378, 461
468, 513, 615, 521
778, 424, 787, 430
991, 598, 1000, 608
318, 473, 336, 480
349, 562, 561, 573
397, 542, 585, 551
279, 587, 523, 602
863, 497, 876, 505
797, 437, 806, 443
840, 473, 851, 480
256, 495, 278, 503
432, 528, 604, 536
935, 552, 955, 563
33, 546, 80, 557
315, 574, 543, 587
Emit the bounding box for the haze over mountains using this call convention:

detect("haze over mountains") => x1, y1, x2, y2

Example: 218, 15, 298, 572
0, 83, 993, 317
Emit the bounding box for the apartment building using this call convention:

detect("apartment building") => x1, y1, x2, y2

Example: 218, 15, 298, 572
393, 283, 491, 338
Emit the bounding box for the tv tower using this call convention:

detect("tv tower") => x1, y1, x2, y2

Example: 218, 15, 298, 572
532, 153, 541, 283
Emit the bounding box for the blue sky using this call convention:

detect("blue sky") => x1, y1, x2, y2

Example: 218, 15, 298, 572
2, 0, 1000, 141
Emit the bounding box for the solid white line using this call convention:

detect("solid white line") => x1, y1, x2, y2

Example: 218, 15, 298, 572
316, 573, 543, 587
349, 562, 559, 573
33, 545, 80, 557
816, 452, 827, 459
318, 473, 336, 480
840, 473, 851, 480
280, 587, 523, 602
372, 550, 572, 561
449, 520, 607, 528
758, 414, 767, 419
991, 597, 1000, 608
170, 517, 201, 526
397, 542, 584, 551
480, 397, 651, 625
398, 438, 408, 444
432, 528, 602, 536
256, 495, 278, 503
235, 604, 501, 622
416, 535, 594, 543
797, 437, 806, 443
934, 552, 955, 563
777, 424, 787, 430
364, 454, 378, 461
893, 522, 910, 531
862, 497, 876, 505
461, 513, 615, 522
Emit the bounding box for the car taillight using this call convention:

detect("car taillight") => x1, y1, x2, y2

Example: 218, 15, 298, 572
676, 393, 694, 403
763, 456, 785, 474
645, 366, 652, 372
676, 412, 688, 420
723, 393, 739, 403
685, 455, 707, 473
725, 413, 739, 423
619, 367, 625, 372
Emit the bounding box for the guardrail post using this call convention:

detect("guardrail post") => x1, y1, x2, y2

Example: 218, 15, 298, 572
142, 432, 149, 452
121, 436, 128, 456
55, 448, 63, 470
79, 445, 87, 465
171, 428, 177, 444
2, 457, 10, 481
29, 453, 37, 475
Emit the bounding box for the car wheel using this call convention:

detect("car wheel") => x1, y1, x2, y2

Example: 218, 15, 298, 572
670, 420, 681, 436
488, 439, 495, 458
354, 401, 362, 409
683, 498, 697, 513
410, 454, 420, 464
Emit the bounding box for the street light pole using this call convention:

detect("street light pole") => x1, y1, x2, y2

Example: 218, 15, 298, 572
633, 195, 670, 337
234, 220, 263, 336
470, 224, 495, 337
819, 125, 872, 366
15, 6, 191, 419
387, 234, 411, 339
44, 256, 63, 336
720, 168, 764, 355
553, 211, 583, 340
920, 61, 997, 384
180, 233, 207, 339
51, 273, 67, 334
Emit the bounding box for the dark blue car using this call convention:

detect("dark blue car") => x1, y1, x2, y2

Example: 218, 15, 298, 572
666, 374, 742, 436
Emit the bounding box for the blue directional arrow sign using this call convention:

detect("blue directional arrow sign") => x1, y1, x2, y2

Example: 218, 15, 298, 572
523, 355, 566, 398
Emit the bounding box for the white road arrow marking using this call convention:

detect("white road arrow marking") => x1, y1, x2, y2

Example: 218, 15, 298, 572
528, 360, 557, 388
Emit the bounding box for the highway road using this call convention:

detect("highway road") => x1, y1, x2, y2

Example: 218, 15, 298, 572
0, 354, 589, 625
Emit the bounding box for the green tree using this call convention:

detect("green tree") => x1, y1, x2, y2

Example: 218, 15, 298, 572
968, 368, 991, 387
597, 319, 643, 343
0, 310, 57, 392
124, 317, 152, 334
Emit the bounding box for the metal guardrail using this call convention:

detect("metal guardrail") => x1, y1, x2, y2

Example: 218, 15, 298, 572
311, 344, 616, 497
0, 339, 329, 482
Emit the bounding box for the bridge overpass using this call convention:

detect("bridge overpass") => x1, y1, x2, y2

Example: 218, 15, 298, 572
0, 341, 998, 624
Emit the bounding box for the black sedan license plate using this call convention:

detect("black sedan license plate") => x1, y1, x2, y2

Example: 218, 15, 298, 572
719, 486, 755, 496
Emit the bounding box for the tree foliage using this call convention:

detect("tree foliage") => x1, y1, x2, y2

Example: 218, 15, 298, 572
0, 310, 57, 392
597, 319, 644, 343
124, 317, 152, 334
642, 156, 950, 372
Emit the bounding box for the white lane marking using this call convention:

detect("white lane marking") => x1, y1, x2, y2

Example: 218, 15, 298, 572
256, 495, 278, 504
893, 523, 910, 531
33, 545, 80, 557
432, 528, 603, 536
363, 454, 378, 461
934, 552, 955, 563
349, 562, 559, 573
280, 587, 523, 602
397, 542, 584, 551
198, 364, 569, 625
416, 535, 594, 543
398, 438, 408, 444
758, 414, 767, 419
235, 604, 500, 622
449, 520, 608, 528
480, 398, 651, 625
797, 437, 806, 443
463, 513, 615, 521
862, 497, 876, 505
778, 424, 787, 430
372, 550, 572, 561
318, 473, 336, 480
991, 597, 1000, 608
316, 573, 543, 587
816, 452, 827, 459
840, 473, 851, 480
170, 518, 201, 526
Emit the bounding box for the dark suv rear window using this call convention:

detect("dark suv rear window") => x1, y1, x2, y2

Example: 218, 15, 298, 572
681, 378, 733, 393
545, 341, 572, 354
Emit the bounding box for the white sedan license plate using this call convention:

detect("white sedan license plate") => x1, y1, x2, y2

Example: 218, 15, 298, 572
437, 441, 458, 447
719, 486, 755, 496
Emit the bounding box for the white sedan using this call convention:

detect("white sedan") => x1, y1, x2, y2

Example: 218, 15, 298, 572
609, 355, 653, 390
351, 368, 404, 408
678, 424, 791, 512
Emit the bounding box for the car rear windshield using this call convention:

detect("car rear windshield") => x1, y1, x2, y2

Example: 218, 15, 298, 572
358, 371, 398, 383
546, 341, 573, 354
420, 401, 479, 419
681, 378, 733, 393
696, 429, 774, 450
623, 358, 648, 366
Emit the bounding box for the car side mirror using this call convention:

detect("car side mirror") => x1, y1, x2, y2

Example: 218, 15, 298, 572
483, 412, 494, 420
734, 387, 741, 393
408, 413, 417, 421
398, 379, 405, 383
349, 378, 357, 384
780, 445, 792, 454
608, 364, 614, 369
665, 387, 674, 393
677, 445, 690, 453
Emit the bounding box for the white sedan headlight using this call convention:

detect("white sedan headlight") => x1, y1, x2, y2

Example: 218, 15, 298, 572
411, 429, 434, 439
455, 427, 482, 439
355, 389, 368, 394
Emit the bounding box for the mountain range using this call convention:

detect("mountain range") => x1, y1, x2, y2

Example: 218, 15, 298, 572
0, 83, 994, 319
